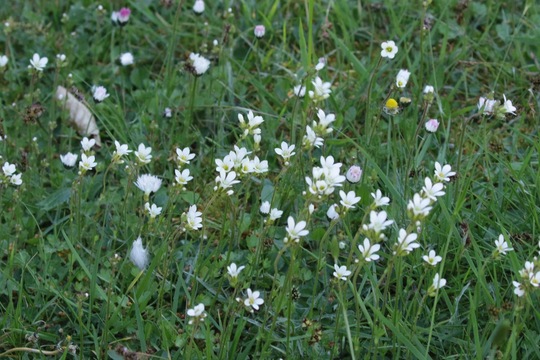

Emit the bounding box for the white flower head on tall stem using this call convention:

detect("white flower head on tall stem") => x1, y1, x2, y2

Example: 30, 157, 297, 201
293, 84, 306, 97
428, 273, 447, 296
434, 162, 456, 182
81, 137, 96, 152
2, 162, 16, 177
395, 69, 410, 88
326, 204, 339, 220
238, 110, 264, 137
79, 153, 97, 172
185, 205, 203, 230
244, 288, 264, 311
10, 173, 22, 186
145, 202, 162, 219
502, 94, 516, 115
339, 190, 361, 209
422, 177, 445, 201
260, 201, 271, 214
129, 237, 149, 270
303, 125, 324, 149
478, 97, 497, 115
189, 53, 210, 75
227, 263, 245, 279
313, 108, 336, 135
365, 210, 393, 234
358, 238, 381, 262
380, 40, 398, 59
112, 141, 132, 164
174, 168, 193, 189
269, 208, 283, 221
193, 0, 205, 14
494, 234, 513, 256
407, 193, 433, 218
176, 147, 195, 166
284, 216, 309, 244
60, 153, 78, 167
29, 53, 48, 71
394, 229, 420, 256
308, 77, 332, 102
513, 281, 525, 297
214, 170, 240, 195
134, 174, 162, 196
135, 143, 152, 164
120, 52, 134, 66
333, 264, 351, 281
92, 85, 109, 102
422, 250, 442, 266
371, 189, 390, 207
275, 142, 296, 166
187, 303, 206, 324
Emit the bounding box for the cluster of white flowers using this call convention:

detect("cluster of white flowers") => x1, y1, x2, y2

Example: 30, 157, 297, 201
238, 110, 264, 139
308, 76, 332, 102
187, 303, 207, 324
512, 242, 540, 297
477, 93, 516, 119
1, 161, 23, 186
77, 137, 98, 174
173, 147, 195, 190
305, 155, 346, 198
260, 201, 283, 223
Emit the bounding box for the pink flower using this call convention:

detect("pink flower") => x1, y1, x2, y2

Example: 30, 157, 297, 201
254, 25, 265, 38
118, 8, 131, 24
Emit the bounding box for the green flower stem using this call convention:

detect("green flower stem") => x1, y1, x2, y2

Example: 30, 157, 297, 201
337, 283, 357, 360
365, 56, 383, 144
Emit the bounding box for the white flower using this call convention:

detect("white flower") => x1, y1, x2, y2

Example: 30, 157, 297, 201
477, 97, 497, 115
187, 303, 206, 324
285, 216, 309, 243
394, 229, 420, 255
189, 53, 210, 75
303, 125, 324, 149
425, 119, 439, 133
502, 94, 516, 114
422, 177, 445, 201
10, 173, 22, 186
315, 58, 325, 71
422, 250, 442, 266
423, 85, 434, 94
313, 108, 336, 135
176, 147, 196, 165
269, 208, 283, 221
346, 165, 362, 183
358, 238, 381, 262
130, 237, 149, 270
327, 204, 339, 220
494, 234, 513, 256
185, 205, 203, 230
371, 189, 390, 207
193, 0, 205, 14
215, 156, 234, 173
120, 52, 134, 66
431, 273, 447, 290
513, 281, 525, 297
227, 263, 245, 278
215, 170, 240, 193
407, 193, 432, 217
92, 85, 109, 102
380, 40, 398, 59
251, 156, 268, 174
274, 142, 296, 165
134, 174, 162, 196
395, 69, 410, 88
135, 143, 152, 164
293, 84, 306, 97
56, 54, 66, 63
163, 107, 172, 118
0, 55, 8, 67
60, 152, 78, 167
174, 168, 193, 187
79, 153, 97, 171
30, 53, 48, 71
112, 141, 132, 163
238, 110, 264, 136
81, 137, 96, 152
367, 211, 394, 233
333, 264, 351, 281
339, 190, 360, 209
519, 261, 535, 279
308, 77, 332, 102
260, 201, 271, 214
2, 162, 16, 177
244, 289, 264, 311
254, 25, 265, 38
145, 202, 162, 218
434, 162, 456, 182
530, 272, 540, 287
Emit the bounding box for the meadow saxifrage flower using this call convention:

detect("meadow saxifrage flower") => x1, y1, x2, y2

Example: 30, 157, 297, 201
423, 85, 434, 94
184, 205, 203, 230
308, 76, 332, 102
214, 170, 240, 194
371, 189, 390, 207
284, 216, 309, 243
120, 52, 134, 66
111, 141, 132, 164
81, 137, 96, 152
260, 201, 271, 214
130, 237, 149, 270
174, 168, 193, 188
60, 152, 78, 167
275, 142, 296, 165
365, 210, 394, 234
176, 147, 196, 165
227, 263, 245, 278
238, 110, 264, 137
193, 0, 205, 14
326, 204, 339, 220
380, 40, 398, 59
434, 162, 456, 182
339, 190, 361, 209
422, 177, 445, 201
358, 238, 381, 262
29, 53, 48, 71
395, 69, 410, 88
394, 228, 420, 256
0, 55, 8, 67
477, 97, 497, 115
346, 165, 362, 183
513, 281, 525, 297
303, 125, 324, 149
494, 234, 513, 256
2, 162, 16, 177
134, 174, 162, 196
254, 25, 265, 38
79, 153, 97, 172
428, 273, 447, 296
293, 84, 306, 97
407, 193, 433, 217
189, 53, 210, 75
269, 208, 283, 221
502, 94, 516, 114
244, 288, 264, 311
10, 173, 22, 186
422, 250, 442, 266
187, 303, 207, 324
333, 264, 351, 281
145, 202, 162, 219
135, 143, 152, 164
92, 85, 109, 102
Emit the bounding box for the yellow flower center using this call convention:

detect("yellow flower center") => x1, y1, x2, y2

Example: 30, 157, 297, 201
385, 98, 398, 109
386, 47, 393, 52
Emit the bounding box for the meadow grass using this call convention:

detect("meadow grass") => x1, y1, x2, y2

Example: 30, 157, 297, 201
1, 0, 539, 358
